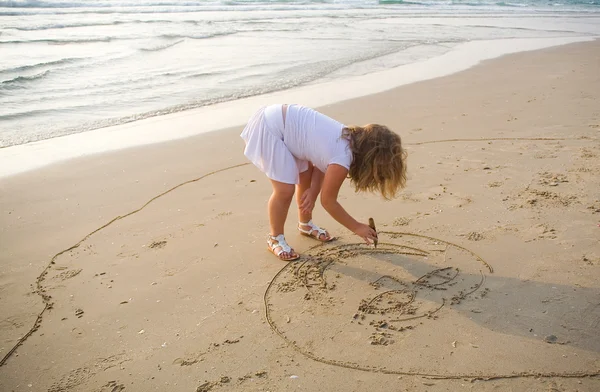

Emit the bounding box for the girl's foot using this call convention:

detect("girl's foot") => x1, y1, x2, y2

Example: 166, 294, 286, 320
298, 220, 334, 242
267, 234, 300, 261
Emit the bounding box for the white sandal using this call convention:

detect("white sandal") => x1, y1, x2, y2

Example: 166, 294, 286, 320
297, 220, 334, 242
267, 234, 300, 261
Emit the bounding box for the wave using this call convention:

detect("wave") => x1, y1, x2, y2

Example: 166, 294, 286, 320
427, 22, 581, 34
0, 0, 212, 8
183, 71, 220, 80
0, 37, 115, 44
1, 30, 237, 45
0, 104, 93, 123
1, 70, 50, 86
0, 0, 337, 8
157, 31, 238, 40
8, 21, 123, 30
139, 39, 184, 52
0, 57, 80, 74
6, 19, 199, 31
493, 1, 529, 6
378, 0, 433, 4
3, 3, 595, 17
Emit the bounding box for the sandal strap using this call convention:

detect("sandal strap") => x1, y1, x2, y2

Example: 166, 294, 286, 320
298, 220, 327, 236
267, 234, 292, 255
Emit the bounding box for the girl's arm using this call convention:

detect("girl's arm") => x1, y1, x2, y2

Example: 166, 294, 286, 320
320, 164, 377, 244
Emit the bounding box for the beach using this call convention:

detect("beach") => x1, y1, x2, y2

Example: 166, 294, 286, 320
1, 39, 600, 392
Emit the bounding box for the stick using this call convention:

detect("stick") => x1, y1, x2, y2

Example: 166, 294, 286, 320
368, 217, 378, 248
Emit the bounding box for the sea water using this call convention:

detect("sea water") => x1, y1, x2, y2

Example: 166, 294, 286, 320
0, 0, 599, 154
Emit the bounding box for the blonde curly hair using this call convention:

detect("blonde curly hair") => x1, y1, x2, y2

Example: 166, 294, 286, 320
342, 124, 407, 200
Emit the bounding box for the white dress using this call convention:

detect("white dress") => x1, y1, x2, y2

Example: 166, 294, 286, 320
240, 104, 352, 184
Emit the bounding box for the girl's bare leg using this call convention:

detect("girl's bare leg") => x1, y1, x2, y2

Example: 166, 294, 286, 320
268, 179, 298, 259
296, 166, 330, 240
296, 166, 313, 225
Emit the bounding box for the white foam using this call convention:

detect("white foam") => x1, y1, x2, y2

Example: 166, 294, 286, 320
0, 36, 594, 178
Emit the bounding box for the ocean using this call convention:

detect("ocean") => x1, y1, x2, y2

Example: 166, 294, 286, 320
0, 0, 599, 149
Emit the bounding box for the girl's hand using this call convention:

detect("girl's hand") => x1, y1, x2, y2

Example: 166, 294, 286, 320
353, 222, 378, 245
300, 188, 318, 215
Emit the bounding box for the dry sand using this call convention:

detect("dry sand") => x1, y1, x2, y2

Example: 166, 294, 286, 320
1, 40, 599, 392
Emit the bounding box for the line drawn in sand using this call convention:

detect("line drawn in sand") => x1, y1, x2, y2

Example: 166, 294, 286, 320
264, 232, 599, 381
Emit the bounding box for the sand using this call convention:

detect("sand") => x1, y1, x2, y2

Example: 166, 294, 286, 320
1, 40, 599, 392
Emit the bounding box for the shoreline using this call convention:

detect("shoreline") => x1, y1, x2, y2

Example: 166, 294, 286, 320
1, 35, 595, 178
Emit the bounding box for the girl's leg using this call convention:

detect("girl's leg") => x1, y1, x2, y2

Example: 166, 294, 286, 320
296, 165, 330, 241
268, 179, 298, 259
296, 165, 314, 225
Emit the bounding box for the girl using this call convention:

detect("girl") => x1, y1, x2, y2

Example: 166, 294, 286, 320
241, 104, 407, 261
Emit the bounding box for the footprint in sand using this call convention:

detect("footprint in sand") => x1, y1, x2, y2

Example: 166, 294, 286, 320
524, 223, 558, 242
117, 250, 139, 258
538, 171, 569, 187
587, 203, 600, 214
98, 381, 126, 392
582, 255, 599, 266
392, 217, 411, 227
580, 147, 597, 159
70, 326, 85, 338
47, 354, 128, 392
466, 231, 484, 241
149, 240, 167, 249
216, 211, 233, 218
52, 268, 83, 281
515, 187, 579, 209
533, 151, 558, 159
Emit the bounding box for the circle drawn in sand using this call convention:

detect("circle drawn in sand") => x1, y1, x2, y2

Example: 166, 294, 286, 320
265, 231, 492, 376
